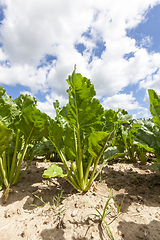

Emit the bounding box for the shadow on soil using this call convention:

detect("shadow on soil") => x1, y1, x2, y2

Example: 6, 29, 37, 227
97, 159, 160, 211
1, 159, 160, 212
0, 162, 45, 206
117, 220, 160, 240
0, 161, 75, 208
41, 218, 107, 240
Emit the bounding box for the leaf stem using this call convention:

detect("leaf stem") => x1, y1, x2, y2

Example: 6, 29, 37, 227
0, 156, 9, 188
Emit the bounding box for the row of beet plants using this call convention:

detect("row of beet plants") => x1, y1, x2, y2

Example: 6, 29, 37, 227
108, 89, 160, 171
0, 66, 160, 202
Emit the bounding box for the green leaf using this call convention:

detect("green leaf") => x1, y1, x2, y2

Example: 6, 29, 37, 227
88, 132, 110, 158
104, 109, 118, 132
117, 108, 132, 124
0, 123, 12, 155
30, 140, 57, 158
133, 118, 160, 156
53, 100, 65, 127
104, 145, 125, 160
148, 89, 160, 129
0, 86, 6, 97
16, 106, 49, 141
43, 163, 67, 178
14, 94, 37, 111
61, 68, 104, 132
0, 87, 19, 128
48, 118, 64, 150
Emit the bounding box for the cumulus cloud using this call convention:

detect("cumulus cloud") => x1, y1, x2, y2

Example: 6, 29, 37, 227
0, 64, 51, 93
37, 96, 56, 119
101, 92, 151, 118
101, 92, 139, 111
0, 0, 160, 118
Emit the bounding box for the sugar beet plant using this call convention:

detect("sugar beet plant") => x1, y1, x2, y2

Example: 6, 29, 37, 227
0, 88, 49, 202
133, 89, 160, 170
148, 89, 160, 170
43, 67, 117, 192
129, 90, 160, 170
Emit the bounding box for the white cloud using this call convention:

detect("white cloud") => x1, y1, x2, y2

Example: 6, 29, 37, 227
0, 64, 51, 93
37, 91, 68, 119
136, 107, 151, 119
101, 92, 139, 111
0, 0, 160, 118
0, 48, 7, 61
140, 35, 153, 48
20, 90, 33, 96
142, 71, 160, 112
37, 98, 55, 119
101, 91, 151, 119
140, 73, 160, 91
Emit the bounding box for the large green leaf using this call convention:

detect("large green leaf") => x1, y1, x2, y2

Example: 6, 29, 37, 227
0, 88, 37, 130
148, 89, 160, 129
14, 94, 37, 111
88, 132, 110, 158
133, 118, 160, 156
16, 106, 49, 141
117, 108, 132, 123
61, 68, 104, 132
104, 109, 118, 132
48, 118, 64, 150
104, 145, 125, 160
0, 86, 19, 128
0, 124, 12, 155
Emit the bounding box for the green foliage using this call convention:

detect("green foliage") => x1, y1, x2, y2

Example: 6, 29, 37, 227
133, 119, 157, 157
106, 109, 137, 161
0, 87, 18, 128
103, 109, 118, 132
0, 88, 49, 201
1, 71, 160, 202
14, 93, 37, 111
0, 124, 12, 155
43, 67, 117, 192
148, 89, 160, 129
25, 139, 59, 162
43, 163, 67, 178
147, 89, 160, 170
16, 106, 49, 141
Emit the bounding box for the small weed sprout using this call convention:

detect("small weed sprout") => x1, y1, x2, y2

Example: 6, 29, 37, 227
51, 187, 64, 208
31, 187, 67, 216
36, 195, 47, 205
134, 173, 139, 184
85, 188, 125, 240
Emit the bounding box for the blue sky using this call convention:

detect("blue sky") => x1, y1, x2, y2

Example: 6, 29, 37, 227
0, 1, 160, 119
